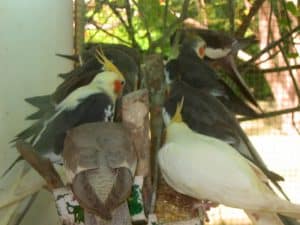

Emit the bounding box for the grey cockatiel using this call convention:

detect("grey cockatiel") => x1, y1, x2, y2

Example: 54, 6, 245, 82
165, 35, 261, 117
63, 122, 137, 221
169, 29, 262, 114
5, 49, 126, 176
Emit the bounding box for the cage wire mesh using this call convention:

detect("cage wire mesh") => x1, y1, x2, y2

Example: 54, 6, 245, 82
200, 64, 300, 224
203, 1, 300, 223
79, 1, 300, 224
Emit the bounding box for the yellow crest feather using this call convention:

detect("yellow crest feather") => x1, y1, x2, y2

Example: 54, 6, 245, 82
95, 47, 125, 80
171, 97, 184, 123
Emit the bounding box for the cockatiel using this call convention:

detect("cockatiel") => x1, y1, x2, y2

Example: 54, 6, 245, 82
24, 44, 140, 122
55, 44, 140, 102
9, 49, 125, 166
170, 28, 260, 111
159, 101, 300, 225
165, 36, 260, 117
63, 122, 137, 221
163, 81, 284, 187
171, 28, 256, 60
163, 82, 300, 225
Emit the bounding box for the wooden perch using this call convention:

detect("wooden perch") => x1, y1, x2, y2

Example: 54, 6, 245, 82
122, 89, 151, 176
141, 54, 166, 215
15, 140, 64, 190
84, 203, 132, 225
163, 218, 202, 225
147, 214, 202, 225
122, 89, 151, 218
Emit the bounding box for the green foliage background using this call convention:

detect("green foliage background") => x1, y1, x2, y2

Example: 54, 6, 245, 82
83, 0, 299, 100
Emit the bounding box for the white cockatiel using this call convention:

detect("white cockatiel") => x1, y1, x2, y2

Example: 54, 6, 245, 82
158, 100, 300, 225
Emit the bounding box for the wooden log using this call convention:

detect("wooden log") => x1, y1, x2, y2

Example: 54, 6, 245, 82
163, 218, 202, 225
85, 203, 132, 225
122, 89, 151, 221
140, 55, 205, 223
141, 54, 166, 215
147, 214, 202, 225
122, 89, 151, 177
15, 140, 64, 190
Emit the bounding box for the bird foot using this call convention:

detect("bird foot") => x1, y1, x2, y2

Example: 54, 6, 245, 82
192, 200, 218, 223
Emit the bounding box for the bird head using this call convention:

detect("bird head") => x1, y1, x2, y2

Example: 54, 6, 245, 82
162, 97, 184, 128
91, 71, 126, 101
171, 97, 184, 123
163, 97, 188, 142
95, 47, 125, 81
183, 33, 207, 59
94, 48, 126, 99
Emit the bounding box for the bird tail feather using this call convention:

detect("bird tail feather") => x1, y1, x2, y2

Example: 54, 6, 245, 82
232, 35, 258, 54
273, 199, 300, 220
245, 211, 285, 225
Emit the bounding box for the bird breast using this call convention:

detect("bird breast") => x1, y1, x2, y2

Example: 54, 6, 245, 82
159, 127, 271, 209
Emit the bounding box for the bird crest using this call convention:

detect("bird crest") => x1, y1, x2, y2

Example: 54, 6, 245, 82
95, 47, 125, 81
171, 97, 184, 123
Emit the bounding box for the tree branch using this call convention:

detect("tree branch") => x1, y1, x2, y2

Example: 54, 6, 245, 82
228, 0, 235, 33
15, 141, 64, 190
243, 25, 300, 65
254, 50, 280, 66
247, 64, 300, 73
142, 54, 166, 214
239, 105, 300, 122
124, 0, 140, 48
278, 43, 300, 102
105, 1, 141, 48
74, 0, 86, 55
89, 20, 131, 45
106, 1, 129, 29
235, 0, 266, 37
163, 0, 170, 31
131, 0, 153, 48
150, 0, 190, 50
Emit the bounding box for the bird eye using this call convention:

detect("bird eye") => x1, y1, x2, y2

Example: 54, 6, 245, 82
121, 80, 125, 85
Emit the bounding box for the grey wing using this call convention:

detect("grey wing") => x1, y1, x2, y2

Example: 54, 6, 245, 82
95, 123, 137, 174
72, 170, 113, 220
69, 127, 134, 220
33, 93, 114, 155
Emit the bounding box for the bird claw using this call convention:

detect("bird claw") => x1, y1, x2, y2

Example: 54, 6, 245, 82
197, 206, 210, 223
193, 200, 219, 223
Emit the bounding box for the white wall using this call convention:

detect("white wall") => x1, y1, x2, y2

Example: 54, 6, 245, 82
0, 1, 73, 224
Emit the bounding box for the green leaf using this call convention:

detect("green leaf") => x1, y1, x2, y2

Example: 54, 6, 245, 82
286, 1, 300, 16
287, 52, 299, 58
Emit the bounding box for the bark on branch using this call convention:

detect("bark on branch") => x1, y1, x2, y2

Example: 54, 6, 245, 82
239, 105, 300, 122
235, 0, 266, 37
15, 141, 64, 190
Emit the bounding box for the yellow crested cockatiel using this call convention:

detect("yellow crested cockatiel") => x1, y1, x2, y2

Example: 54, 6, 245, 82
158, 100, 300, 225
63, 122, 137, 222
7, 49, 126, 172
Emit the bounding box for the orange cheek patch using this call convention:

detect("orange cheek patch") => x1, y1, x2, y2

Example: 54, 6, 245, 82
114, 80, 123, 94
198, 47, 206, 58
